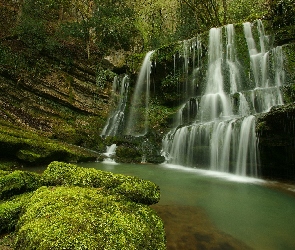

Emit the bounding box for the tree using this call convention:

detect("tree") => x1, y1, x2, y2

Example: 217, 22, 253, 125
15, 0, 139, 59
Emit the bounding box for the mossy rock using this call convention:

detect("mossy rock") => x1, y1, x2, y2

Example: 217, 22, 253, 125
14, 186, 166, 250
42, 161, 160, 205
0, 170, 42, 200
0, 193, 33, 234
0, 122, 99, 165
116, 145, 142, 164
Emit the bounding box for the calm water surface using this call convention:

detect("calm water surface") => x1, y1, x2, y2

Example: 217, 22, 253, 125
79, 162, 295, 250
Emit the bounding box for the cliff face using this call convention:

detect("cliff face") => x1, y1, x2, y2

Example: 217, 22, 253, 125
256, 43, 295, 180
0, 1, 119, 167
257, 104, 295, 180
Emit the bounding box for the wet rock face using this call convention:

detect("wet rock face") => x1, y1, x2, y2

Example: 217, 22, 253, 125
256, 103, 295, 180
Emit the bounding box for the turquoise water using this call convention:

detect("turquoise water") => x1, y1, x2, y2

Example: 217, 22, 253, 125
79, 162, 295, 250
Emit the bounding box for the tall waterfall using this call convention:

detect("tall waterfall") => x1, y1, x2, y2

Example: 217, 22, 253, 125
162, 20, 285, 177
125, 51, 154, 136
101, 75, 129, 136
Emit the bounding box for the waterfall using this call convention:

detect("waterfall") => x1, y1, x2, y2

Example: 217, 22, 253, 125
103, 144, 117, 164
162, 21, 285, 177
104, 144, 117, 157
226, 24, 240, 94
125, 51, 154, 136
101, 75, 129, 136
199, 28, 232, 122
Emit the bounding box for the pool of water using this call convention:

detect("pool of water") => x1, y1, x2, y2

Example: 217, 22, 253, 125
79, 162, 295, 250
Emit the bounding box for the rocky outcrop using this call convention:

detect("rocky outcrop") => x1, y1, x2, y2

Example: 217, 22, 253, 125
257, 103, 295, 180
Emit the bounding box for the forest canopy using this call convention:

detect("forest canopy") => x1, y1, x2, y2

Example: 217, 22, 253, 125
0, 0, 294, 59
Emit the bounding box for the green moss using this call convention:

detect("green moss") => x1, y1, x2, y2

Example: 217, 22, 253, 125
0, 122, 99, 165
0, 161, 16, 171
0, 170, 11, 178
0, 171, 42, 200
126, 53, 146, 73
14, 186, 166, 250
42, 161, 160, 205
116, 145, 142, 164
283, 44, 295, 88
0, 193, 33, 234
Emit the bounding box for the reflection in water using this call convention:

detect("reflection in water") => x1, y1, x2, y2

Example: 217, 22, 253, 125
79, 162, 295, 250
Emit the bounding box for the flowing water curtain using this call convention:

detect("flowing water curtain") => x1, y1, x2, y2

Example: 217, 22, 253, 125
125, 51, 154, 136
199, 27, 233, 122
101, 75, 129, 137
162, 20, 286, 177
243, 20, 284, 113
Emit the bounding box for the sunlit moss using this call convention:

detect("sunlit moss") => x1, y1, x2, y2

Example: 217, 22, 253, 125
42, 161, 161, 205
14, 186, 166, 250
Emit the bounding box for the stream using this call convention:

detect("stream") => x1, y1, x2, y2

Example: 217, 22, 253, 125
79, 162, 295, 250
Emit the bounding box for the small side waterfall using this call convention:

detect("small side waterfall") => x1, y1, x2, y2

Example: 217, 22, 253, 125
125, 51, 154, 136
162, 20, 285, 177
101, 75, 129, 136
103, 144, 117, 164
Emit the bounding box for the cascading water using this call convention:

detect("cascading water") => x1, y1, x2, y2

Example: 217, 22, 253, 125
103, 144, 117, 164
162, 20, 285, 177
101, 75, 129, 136
125, 51, 154, 136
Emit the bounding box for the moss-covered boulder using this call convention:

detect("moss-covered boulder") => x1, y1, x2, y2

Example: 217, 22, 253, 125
42, 161, 161, 205
0, 170, 42, 200
0, 193, 33, 234
14, 186, 166, 250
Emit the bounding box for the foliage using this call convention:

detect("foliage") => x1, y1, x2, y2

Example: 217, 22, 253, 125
15, 0, 139, 58
226, 0, 267, 23
0, 193, 33, 233
174, 0, 269, 41
0, 171, 42, 200
148, 101, 176, 133
14, 186, 165, 250
269, 0, 295, 28
42, 161, 161, 205
132, 0, 178, 49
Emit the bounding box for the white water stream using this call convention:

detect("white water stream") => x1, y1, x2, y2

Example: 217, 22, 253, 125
125, 51, 154, 136
162, 20, 285, 177
101, 75, 129, 136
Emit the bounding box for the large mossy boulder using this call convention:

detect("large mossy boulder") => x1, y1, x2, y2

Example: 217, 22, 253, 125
14, 186, 165, 250
0, 170, 42, 200
42, 161, 160, 205
0, 162, 166, 249
0, 193, 33, 234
